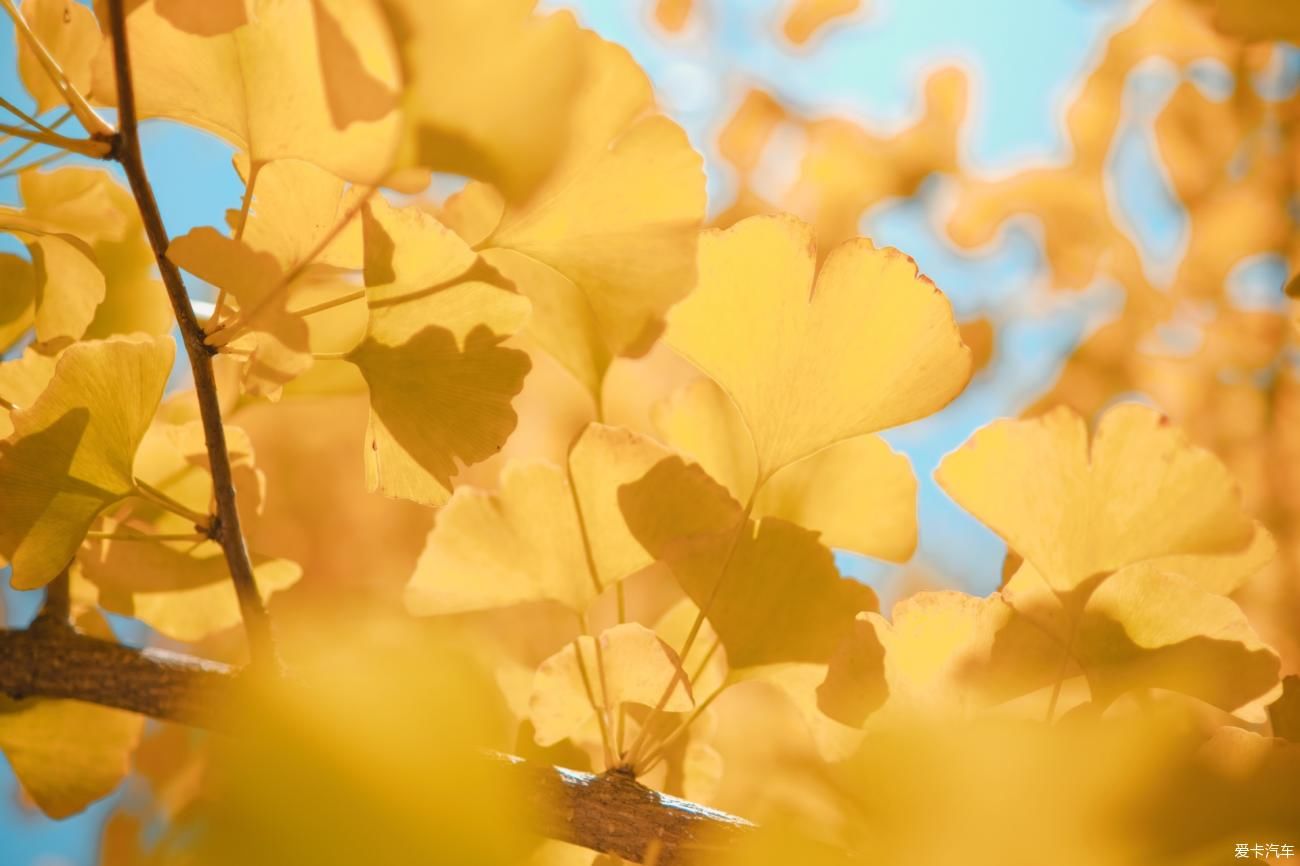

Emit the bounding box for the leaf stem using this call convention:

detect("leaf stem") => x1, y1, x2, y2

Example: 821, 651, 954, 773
86, 530, 210, 543
0, 109, 71, 170
0, 121, 111, 158
108, 0, 277, 667
0, 94, 52, 133
0, 0, 113, 137
132, 478, 212, 529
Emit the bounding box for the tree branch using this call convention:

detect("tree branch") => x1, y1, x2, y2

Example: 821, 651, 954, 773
0, 627, 755, 864
103, 0, 275, 666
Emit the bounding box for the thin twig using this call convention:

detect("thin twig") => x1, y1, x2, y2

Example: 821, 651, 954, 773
0, 121, 111, 158
106, 0, 276, 667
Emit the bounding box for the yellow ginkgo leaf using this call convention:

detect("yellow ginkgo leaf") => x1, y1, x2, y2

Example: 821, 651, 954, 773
168, 226, 320, 395
406, 423, 670, 615
379, 0, 584, 200
233, 157, 364, 271
0, 253, 36, 353
781, 0, 863, 45
529, 622, 694, 748
15, 0, 101, 113
92, 0, 401, 184
0, 347, 58, 439
620, 456, 878, 669
656, 378, 918, 561
0, 211, 107, 346
346, 258, 531, 505
1146, 521, 1276, 597
667, 214, 971, 481
0, 335, 174, 590
994, 563, 1281, 721
935, 403, 1255, 593
82, 536, 302, 642
20, 168, 171, 341
1198, 0, 1300, 42
476, 32, 705, 397
0, 697, 143, 819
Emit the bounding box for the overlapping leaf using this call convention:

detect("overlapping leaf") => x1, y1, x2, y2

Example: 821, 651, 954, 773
444, 30, 705, 397
619, 455, 878, 670
529, 623, 693, 747
666, 214, 971, 481
405, 423, 669, 615
92, 0, 401, 184
0, 335, 173, 590
346, 197, 531, 505
655, 378, 918, 561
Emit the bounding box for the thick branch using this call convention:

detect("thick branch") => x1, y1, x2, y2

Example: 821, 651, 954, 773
104, 0, 275, 665
0, 628, 755, 864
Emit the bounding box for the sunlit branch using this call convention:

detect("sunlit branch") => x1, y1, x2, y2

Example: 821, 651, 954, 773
0, 625, 761, 865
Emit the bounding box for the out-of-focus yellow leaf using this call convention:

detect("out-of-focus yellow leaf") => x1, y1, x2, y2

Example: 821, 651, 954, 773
188, 624, 535, 866
0, 253, 35, 353
406, 423, 668, 615
667, 214, 970, 480
621, 456, 878, 669
15, 0, 100, 113
0, 335, 173, 590
781, 0, 863, 45
82, 534, 301, 641
466, 31, 705, 397
0, 347, 57, 438
0, 697, 143, 819
92, 0, 401, 184
378, 0, 583, 200
654, 0, 693, 32
530, 622, 694, 747
936, 403, 1255, 592
1199, 0, 1300, 42
656, 378, 917, 561
345, 218, 531, 504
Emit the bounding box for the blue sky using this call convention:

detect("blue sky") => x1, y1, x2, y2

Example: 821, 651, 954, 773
4, 0, 1281, 861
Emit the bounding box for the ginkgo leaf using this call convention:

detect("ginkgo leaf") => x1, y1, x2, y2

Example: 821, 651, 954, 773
92, 0, 401, 184
0, 335, 174, 590
820, 592, 1005, 725
666, 214, 971, 481
992, 563, 1281, 720
470, 31, 705, 397
233, 157, 364, 270
405, 423, 670, 615
0, 253, 36, 353
378, 0, 584, 200
168, 226, 318, 395
656, 378, 918, 561
935, 403, 1255, 593
82, 536, 302, 642
15, 0, 101, 113
0, 211, 107, 346
20, 168, 171, 341
781, 0, 862, 45
529, 623, 694, 747
0, 348, 58, 439
1198, 0, 1300, 42
0, 697, 143, 819
339, 196, 535, 504
620, 456, 878, 669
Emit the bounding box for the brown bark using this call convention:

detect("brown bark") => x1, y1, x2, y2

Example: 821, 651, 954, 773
0, 626, 756, 864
